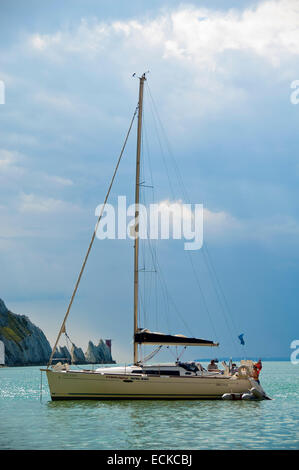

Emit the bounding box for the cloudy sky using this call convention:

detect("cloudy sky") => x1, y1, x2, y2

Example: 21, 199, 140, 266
0, 0, 299, 362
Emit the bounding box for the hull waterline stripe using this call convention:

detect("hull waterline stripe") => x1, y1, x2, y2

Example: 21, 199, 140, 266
52, 392, 221, 398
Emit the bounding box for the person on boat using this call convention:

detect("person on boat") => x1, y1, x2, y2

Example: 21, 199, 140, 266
251, 365, 260, 384
208, 359, 219, 372
231, 363, 238, 373
196, 362, 205, 372
255, 359, 262, 374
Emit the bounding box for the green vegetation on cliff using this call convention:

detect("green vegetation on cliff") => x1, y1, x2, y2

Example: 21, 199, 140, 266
0, 298, 114, 366
0, 312, 32, 345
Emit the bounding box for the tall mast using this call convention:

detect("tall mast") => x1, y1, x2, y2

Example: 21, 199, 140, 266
133, 73, 146, 365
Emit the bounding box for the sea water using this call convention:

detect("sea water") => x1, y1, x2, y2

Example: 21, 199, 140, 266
0, 361, 298, 450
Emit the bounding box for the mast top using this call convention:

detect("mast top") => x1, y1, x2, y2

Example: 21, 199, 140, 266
133, 71, 149, 81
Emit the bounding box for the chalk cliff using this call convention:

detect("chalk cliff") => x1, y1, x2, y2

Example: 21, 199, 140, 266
85, 340, 114, 364
0, 298, 52, 366
0, 298, 114, 366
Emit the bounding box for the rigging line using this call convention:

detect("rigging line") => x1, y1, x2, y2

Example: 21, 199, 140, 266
202, 247, 241, 354
145, 86, 228, 343
167, 345, 179, 361
177, 346, 187, 361
157, 254, 191, 335
141, 110, 169, 333
62, 331, 87, 370
140, 125, 152, 328
145, 83, 176, 199
47, 103, 139, 368
140, 117, 158, 331
151, 254, 172, 334
139, 194, 188, 336
201, 248, 240, 355
186, 250, 218, 341
141, 196, 157, 324
64, 331, 75, 366
139, 160, 147, 327
205, 248, 247, 358
146, 82, 240, 344
142, 107, 156, 204
153, 254, 160, 331
140, 345, 163, 364
149, 241, 172, 334
146, 82, 218, 337
143, 100, 170, 333
141, 119, 194, 336
146, 81, 188, 202
140, 110, 153, 328
204, 244, 240, 336
138, 289, 146, 327
146, 234, 194, 336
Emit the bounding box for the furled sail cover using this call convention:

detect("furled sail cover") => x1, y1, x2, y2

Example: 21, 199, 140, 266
135, 329, 219, 347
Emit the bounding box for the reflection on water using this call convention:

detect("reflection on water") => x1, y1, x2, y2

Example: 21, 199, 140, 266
0, 362, 298, 449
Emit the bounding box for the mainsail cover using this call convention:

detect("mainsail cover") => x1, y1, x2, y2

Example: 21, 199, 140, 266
135, 329, 219, 347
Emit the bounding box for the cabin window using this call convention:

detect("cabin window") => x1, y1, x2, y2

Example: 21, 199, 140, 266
144, 370, 180, 376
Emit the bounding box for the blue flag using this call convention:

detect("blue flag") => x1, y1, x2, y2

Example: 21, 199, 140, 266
238, 334, 245, 346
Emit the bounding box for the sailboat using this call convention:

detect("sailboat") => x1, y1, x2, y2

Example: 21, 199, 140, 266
44, 73, 268, 400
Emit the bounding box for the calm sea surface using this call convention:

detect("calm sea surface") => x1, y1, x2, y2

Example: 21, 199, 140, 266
0, 361, 298, 450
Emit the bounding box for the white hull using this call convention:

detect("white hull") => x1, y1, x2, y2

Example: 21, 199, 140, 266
44, 369, 257, 400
